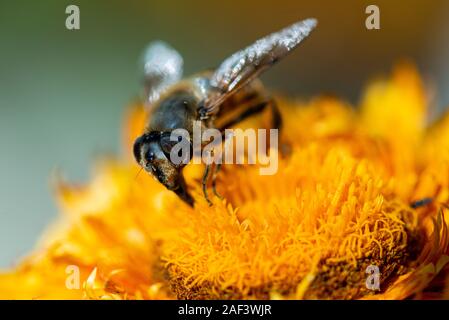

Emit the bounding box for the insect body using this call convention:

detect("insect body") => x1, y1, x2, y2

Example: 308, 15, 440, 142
133, 19, 317, 206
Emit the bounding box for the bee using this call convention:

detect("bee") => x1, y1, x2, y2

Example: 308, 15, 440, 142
133, 18, 317, 206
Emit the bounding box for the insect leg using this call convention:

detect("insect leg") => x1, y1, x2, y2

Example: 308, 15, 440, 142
202, 164, 213, 206
212, 163, 223, 199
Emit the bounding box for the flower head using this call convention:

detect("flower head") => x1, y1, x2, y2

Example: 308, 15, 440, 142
1, 63, 448, 299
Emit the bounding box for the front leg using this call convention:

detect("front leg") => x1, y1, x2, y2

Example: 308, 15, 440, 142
202, 163, 212, 206
202, 162, 223, 205
211, 163, 223, 200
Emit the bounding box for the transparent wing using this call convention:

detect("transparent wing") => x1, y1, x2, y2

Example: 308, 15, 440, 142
142, 41, 183, 106
200, 18, 317, 117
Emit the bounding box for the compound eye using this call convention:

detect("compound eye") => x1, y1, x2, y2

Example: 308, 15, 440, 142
133, 135, 146, 164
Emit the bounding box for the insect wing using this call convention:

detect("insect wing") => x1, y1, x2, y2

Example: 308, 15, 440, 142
201, 18, 317, 117
142, 41, 184, 106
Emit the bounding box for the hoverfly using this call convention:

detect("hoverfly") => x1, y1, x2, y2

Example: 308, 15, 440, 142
133, 19, 317, 206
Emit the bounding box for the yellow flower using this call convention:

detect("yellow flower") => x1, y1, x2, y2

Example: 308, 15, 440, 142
1, 63, 449, 300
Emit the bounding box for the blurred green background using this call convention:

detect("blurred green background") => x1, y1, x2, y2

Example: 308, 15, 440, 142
1, 0, 449, 267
